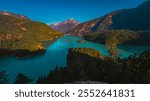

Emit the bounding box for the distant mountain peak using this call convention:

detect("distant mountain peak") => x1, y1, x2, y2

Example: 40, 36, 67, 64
69, 18, 75, 20
68, 18, 78, 22
50, 18, 80, 34
63, 18, 80, 25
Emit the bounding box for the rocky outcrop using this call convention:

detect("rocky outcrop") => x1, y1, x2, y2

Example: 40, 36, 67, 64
67, 48, 103, 70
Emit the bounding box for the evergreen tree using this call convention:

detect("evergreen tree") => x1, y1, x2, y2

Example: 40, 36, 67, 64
14, 73, 32, 84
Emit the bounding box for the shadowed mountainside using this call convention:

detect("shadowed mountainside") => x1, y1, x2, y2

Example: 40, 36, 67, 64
70, 1, 150, 35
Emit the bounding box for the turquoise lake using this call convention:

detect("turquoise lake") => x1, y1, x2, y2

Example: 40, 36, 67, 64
0, 36, 150, 83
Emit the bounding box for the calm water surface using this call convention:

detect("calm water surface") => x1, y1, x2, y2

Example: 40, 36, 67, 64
0, 36, 149, 83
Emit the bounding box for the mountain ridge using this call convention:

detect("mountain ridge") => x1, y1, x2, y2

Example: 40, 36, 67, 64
0, 11, 29, 20
69, 1, 150, 35
50, 18, 80, 34
0, 11, 62, 57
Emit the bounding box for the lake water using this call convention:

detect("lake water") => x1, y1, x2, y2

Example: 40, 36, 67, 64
0, 36, 149, 83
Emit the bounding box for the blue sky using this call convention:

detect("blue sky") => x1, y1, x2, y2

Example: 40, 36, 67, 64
0, 0, 146, 24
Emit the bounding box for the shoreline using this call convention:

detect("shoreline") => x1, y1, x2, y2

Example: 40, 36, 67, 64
0, 35, 64, 58
0, 49, 46, 58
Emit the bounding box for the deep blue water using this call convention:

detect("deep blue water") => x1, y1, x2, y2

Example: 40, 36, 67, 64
0, 36, 149, 83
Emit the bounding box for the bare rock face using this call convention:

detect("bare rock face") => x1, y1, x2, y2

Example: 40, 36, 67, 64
70, 10, 124, 35
70, 1, 150, 35
50, 18, 80, 34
